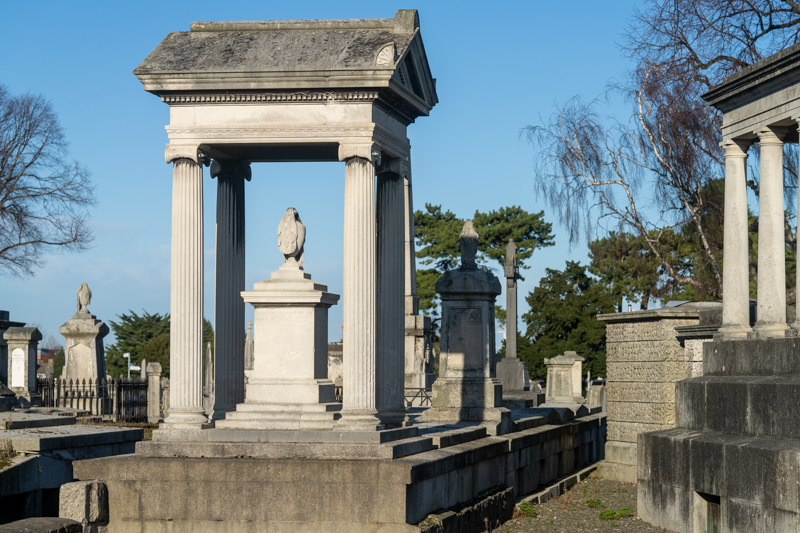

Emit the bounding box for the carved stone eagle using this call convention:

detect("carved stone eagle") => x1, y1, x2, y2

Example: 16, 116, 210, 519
77, 282, 92, 314
277, 207, 306, 268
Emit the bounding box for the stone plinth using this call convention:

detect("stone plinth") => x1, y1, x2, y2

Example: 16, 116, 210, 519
404, 314, 434, 390
596, 302, 718, 483
217, 265, 340, 430
60, 310, 109, 384
497, 357, 529, 393
543, 351, 584, 404
0, 310, 25, 386
420, 222, 511, 435
4, 327, 42, 406
146, 363, 162, 424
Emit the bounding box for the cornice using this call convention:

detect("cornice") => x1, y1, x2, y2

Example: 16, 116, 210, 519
160, 90, 380, 105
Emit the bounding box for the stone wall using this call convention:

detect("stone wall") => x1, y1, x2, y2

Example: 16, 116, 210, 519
596, 302, 719, 482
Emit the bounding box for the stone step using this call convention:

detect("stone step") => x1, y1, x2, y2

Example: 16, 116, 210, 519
677, 375, 800, 439
705, 337, 800, 375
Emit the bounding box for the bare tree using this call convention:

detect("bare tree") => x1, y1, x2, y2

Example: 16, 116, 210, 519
0, 84, 94, 276
528, 0, 800, 300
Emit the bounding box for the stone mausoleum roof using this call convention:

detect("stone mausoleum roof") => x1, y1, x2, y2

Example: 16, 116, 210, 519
134, 9, 437, 123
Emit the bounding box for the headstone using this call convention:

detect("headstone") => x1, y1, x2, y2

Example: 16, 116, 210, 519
0, 310, 25, 386
4, 326, 42, 406
419, 221, 511, 435
217, 208, 341, 430
543, 351, 585, 405
404, 314, 435, 391
146, 362, 163, 423
496, 239, 529, 392
59, 283, 109, 383
244, 319, 254, 371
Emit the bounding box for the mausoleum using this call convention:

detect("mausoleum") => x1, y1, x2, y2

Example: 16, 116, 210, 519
639, 42, 800, 532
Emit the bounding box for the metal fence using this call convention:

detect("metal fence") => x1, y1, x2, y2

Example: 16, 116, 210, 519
36, 377, 148, 423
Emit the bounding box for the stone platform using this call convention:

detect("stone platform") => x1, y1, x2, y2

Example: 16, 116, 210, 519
639, 338, 800, 531
72, 406, 606, 532
0, 408, 143, 524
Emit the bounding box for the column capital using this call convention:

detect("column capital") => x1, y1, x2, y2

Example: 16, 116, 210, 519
165, 144, 212, 166
338, 143, 381, 167
755, 126, 788, 145
377, 156, 411, 179
210, 160, 252, 181
721, 138, 752, 157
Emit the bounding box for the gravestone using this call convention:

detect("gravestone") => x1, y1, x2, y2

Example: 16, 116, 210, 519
217, 208, 341, 430
5, 326, 42, 406
496, 239, 529, 392
419, 221, 511, 434
59, 283, 109, 383
543, 351, 584, 404
0, 311, 25, 386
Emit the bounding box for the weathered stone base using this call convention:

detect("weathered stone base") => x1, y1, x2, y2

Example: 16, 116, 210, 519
72, 411, 606, 532
421, 377, 512, 434
215, 401, 341, 430
639, 428, 800, 532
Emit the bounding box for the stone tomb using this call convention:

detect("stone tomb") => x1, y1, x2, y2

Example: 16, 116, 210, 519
639, 42, 800, 531
132, 9, 438, 431
217, 208, 341, 430
419, 221, 512, 435
68, 12, 609, 531
59, 283, 109, 384
5, 327, 41, 406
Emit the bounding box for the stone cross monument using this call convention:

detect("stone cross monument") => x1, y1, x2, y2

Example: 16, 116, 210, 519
419, 221, 511, 434
496, 239, 529, 392
60, 283, 109, 384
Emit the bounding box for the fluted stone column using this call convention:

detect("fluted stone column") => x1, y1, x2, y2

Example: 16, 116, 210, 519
211, 160, 250, 421
376, 168, 405, 426
338, 154, 382, 430
795, 125, 800, 332
755, 128, 790, 338
718, 140, 752, 339
163, 153, 209, 429
403, 169, 419, 316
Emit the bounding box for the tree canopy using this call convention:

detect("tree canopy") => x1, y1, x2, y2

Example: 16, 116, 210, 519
521, 261, 616, 379
105, 310, 213, 378
527, 0, 800, 301
414, 203, 555, 316
0, 84, 95, 276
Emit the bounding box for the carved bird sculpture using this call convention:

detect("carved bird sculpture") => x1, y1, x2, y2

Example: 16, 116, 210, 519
277, 207, 306, 268
77, 282, 92, 314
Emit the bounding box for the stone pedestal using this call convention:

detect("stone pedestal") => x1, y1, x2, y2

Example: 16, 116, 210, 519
543, 351, 584, 405
404, 314, 435, 391
420, 221, 511, 435
60, 310, 109, 384
4, 327, 42, 407
146, 363, 163, 424
217, 265, 340, 430
496, 357, 529, 393
0, 311, 25, 386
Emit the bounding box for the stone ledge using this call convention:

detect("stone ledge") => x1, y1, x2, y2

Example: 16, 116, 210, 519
136, 436, 433, 460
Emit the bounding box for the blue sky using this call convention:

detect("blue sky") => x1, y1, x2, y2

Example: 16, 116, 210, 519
0, 1, 640, 348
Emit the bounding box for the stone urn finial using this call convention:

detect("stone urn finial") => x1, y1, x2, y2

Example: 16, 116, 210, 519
277, 207, 306, 268
459, 220, 479, 270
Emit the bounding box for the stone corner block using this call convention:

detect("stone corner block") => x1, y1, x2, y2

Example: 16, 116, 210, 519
59, 480, 109, 524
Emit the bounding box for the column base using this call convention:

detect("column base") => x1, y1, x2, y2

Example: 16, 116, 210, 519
161, 408, 211, 431
714, 324, 752, 341
752, 322, 792, 339
336, 410, 385, 431
377, 409, 407, 428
